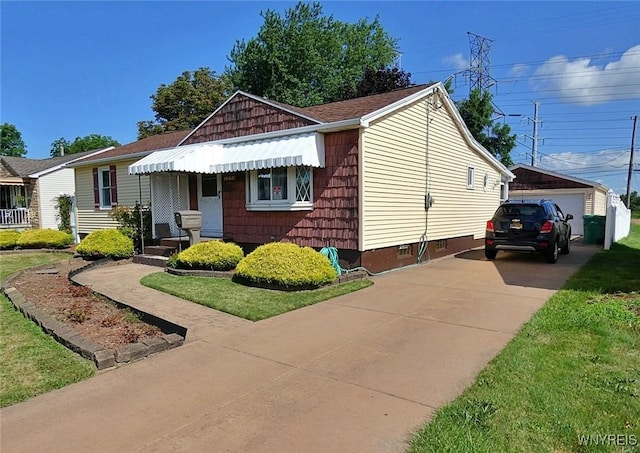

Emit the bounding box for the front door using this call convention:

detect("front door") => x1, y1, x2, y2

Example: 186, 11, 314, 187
198, 174, 222, 237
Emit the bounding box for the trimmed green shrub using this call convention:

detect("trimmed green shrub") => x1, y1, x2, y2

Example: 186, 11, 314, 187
0, 230, 21, 250
76, 229, 134, 259
16, 229, 73, 249
171, 241, 244, 271
235, 242, 337, 288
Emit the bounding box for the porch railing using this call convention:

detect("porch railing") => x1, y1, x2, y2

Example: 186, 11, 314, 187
0, 208, 31, 226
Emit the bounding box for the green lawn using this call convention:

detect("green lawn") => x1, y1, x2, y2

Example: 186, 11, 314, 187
141, 272, 373, 321
410, 225, 640, 453
0, 252, 95, 407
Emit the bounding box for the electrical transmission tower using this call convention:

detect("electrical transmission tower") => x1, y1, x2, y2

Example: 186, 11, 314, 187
466, 32, 496, 94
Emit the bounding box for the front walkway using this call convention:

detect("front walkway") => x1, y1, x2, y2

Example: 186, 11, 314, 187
0, 244, 599, 452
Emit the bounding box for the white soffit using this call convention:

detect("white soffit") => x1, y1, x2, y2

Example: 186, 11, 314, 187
128, 143, 223, 175
211, 132, 325, 174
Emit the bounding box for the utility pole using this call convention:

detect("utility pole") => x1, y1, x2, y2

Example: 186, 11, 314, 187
525, 101, 542, 166
626, 115, 637, 208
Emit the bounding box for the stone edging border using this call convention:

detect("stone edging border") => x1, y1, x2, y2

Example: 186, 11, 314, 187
1, 257, 186, 370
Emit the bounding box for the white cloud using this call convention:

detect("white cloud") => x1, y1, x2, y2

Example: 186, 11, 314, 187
443, 53, 469, 70
509, 64, 529, 77
533, 45, 640, 105
538, 150, 629, 193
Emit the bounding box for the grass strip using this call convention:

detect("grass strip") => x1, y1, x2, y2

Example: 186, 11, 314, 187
141, 273, 372, 321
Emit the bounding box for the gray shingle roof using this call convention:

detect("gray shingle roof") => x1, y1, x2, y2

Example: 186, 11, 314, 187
0, 148, 110, 177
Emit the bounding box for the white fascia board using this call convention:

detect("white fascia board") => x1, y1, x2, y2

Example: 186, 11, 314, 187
29, 146, 115, 177
360, 84, 439, 126
177, 90, 324, 146
509, 163, 607, 190
440, 88, 516, 181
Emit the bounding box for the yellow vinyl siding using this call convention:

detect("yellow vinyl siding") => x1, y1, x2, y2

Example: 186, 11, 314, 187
362, 95, 503, 250
75, 160, 150, 234
593, 188, 607, 215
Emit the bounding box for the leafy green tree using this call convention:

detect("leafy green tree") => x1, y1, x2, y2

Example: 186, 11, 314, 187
344, 67, 413, 99
137, 67, 233, 139
225, 2, 399, 107
457, 89, 516, 167
1, 123, 27, 157
50, 134, 120, 157
623, 190, 639, 213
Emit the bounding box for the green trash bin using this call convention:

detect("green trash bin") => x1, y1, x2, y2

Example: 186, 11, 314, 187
582, 215, 606, 244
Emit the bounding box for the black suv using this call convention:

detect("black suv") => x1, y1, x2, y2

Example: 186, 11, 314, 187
485, 199, 573, 263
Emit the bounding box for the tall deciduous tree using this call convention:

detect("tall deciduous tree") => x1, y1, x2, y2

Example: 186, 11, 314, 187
457, 89, 516, 167
1, 123, 27, 157
344, 67, 413, 99
50, 134, 120, 157
225, 2, 399, 107
137, 67, 233, 139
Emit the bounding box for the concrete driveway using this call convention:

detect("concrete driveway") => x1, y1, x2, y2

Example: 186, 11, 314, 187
0, 243, 599, 452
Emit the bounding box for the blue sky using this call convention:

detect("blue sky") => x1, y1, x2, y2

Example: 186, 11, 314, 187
2, 1, 639, 194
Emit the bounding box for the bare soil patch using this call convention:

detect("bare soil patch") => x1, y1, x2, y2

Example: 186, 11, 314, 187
10, 258, 162, 350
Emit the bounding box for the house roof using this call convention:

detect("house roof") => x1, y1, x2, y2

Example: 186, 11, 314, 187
1, 148, 112, 178
299, 84, 432, 122
70, 129, 191, 166
509, 164, 608, 191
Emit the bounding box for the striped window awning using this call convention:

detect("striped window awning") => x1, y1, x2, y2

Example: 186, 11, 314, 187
129, 133, 325, 175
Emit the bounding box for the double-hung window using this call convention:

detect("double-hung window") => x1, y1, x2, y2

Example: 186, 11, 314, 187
99, 167, 112, 208
93, 165, 117, 210
247, 166, 313, 211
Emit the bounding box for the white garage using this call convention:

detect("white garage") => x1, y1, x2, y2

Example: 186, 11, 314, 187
508, 164, 609, 237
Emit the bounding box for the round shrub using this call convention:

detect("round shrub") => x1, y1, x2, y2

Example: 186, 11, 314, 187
76, 229, 134, 259
172, 240, 244, 271
235, 242, 337, 289
0, 230, 21, 250
16, 229, 73, 249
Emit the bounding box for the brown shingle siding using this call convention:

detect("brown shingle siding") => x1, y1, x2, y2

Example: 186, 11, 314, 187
183, 94, 317, 145
511, 167, 592, 190
222, 130, 359, 250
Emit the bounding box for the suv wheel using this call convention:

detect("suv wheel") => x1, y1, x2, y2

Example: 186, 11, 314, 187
560, 237, 571, 255
485, 247, 497, 260
545, 239, 559, 263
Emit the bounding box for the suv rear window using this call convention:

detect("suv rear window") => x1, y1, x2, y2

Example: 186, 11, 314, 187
496, 204, 545, 218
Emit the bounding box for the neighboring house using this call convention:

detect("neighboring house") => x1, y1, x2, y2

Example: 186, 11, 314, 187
508, 164, 609, 236
0, 148, 112, 230
125, 83, 514, 272
67, 130, 190, 236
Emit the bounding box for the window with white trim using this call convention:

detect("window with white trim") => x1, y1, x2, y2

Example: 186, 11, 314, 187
98, 167, 112, 208
246, 166, 313, 211
467, 166, 475, 189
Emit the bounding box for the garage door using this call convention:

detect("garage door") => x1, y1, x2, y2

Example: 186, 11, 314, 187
546, 194, 585, 236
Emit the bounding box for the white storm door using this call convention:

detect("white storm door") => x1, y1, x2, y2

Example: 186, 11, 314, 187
198, 174, 222, 237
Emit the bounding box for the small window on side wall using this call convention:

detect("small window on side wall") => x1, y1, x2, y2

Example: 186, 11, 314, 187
467, 167, 475, 189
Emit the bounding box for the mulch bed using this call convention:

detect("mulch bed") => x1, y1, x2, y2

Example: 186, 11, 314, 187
9, 258, 163, 350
